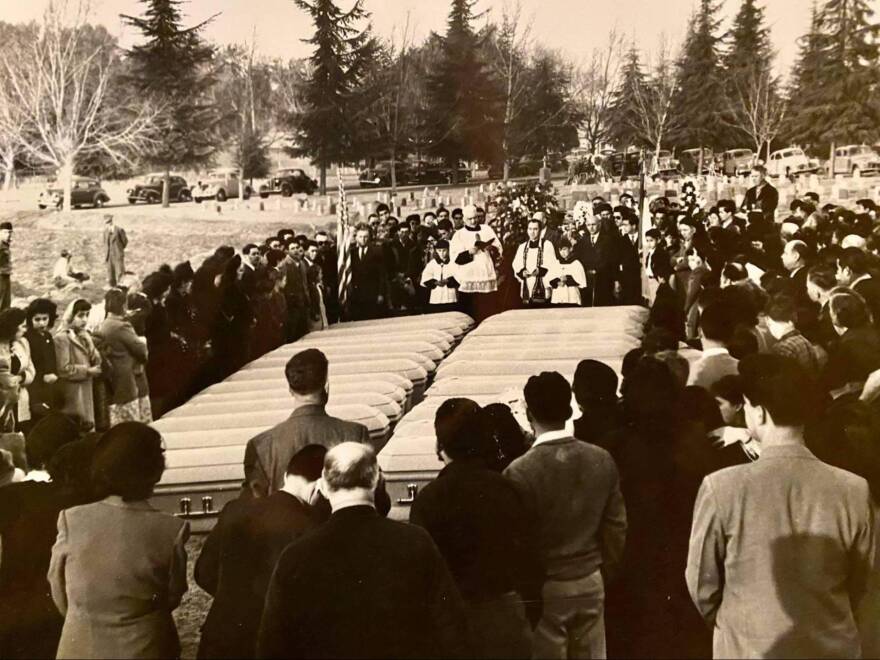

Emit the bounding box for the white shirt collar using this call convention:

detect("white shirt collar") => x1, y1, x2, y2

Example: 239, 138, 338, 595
852, 274, 871, 287
532, 428, 571, 447
701, 347, 730, 358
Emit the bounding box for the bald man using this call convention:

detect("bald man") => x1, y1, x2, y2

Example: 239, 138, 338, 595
258, 443, 468, 658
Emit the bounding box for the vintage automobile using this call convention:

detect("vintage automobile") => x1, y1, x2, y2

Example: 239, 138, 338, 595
409, 161, 451, 185
38, 177, 110, 210
358, 161, 412, 188
721, 149, 756, 176
828, 145, 880, 177
193, 168, 254, 202
679, 148, 717, 175
766, 147, 821, 179
127, 173, 191, 204
258, 168, 318, 197
607, 151, 642, 179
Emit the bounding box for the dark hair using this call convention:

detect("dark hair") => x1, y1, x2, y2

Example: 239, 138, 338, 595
0, 307, 26, 343
437, 218, 453, 232
738, 354, 817, 426
375, 203, 390, 214
285, 444, 327, 480
699, 301, 733, 343
47, 437, 96, 498
141, 270, 173, 300
451, 207, 463, 218
764, 294, 796, 323
751, 164, 767, 175
838, 246, 870, 275
677, 385, 724, 431
573, 359, 618, 407
524, 371, 572, 425
807, 264, 837, 291
285, 349, 328, 395
104, 288, 127, 316
710, 374, 744, 406
92, 423, 165, 501
26, 298, 57, 328
829, 290, 871, 328
434, 397, 494, 461
786, 240, 811, 264
645, 228, 661, 241
26, 412, 81, 469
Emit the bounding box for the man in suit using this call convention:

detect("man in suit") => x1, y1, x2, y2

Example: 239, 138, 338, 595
575, 216, 621, 306
504, 371, 626, 659
243, 349, 371, 498
257, 442, 469, 659
197, 445, 327, 659
837, 246, 880, 326
239, 243, 266, 298
781, 239, 819, 337
617, 210, 642, 305
0, 222, 12, 311
686, 355, 874, 659
410, 398, 542, 659
806, 265, 839, 349
282, 239, 310, 341
740, 164, 779, 225
103, 214, 127, 288
687, 301, 740, 390
349, 224, 388, 320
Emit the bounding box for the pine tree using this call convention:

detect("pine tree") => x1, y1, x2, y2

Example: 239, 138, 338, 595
607, 44, 648, 150
814, 0, 879, 147
786, 2, 826, 147
427, 0, 502, 173
723, 0, 772, 84
669, 0, 728, 152
288, 0, 376, 194
121, 0, 219, 206
520, 52, 581, 159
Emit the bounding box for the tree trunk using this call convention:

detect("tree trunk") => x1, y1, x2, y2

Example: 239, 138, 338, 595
503, 161, 510, 181
162, 168, 171, 208
1, 148, 13, 191
697, 146, 704, 177
319, 163, 327, 196
390, 146, 397, 194
60, 157, 74, 214
240, 166, 246, 201
828, 142, 836, 178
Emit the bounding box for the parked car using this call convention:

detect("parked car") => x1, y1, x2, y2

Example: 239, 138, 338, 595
358, 161, 411, 188
679, 148, 716, 175
127, 173, 191, 204
409, 161, 452, 185
721, 149, 755, 176
766, 147, 821, 178
607, 151, 642, 179
38, 177, 109, 210
258, 168, 318, 197
828, 145, 880, 177
193, 168, 254, 202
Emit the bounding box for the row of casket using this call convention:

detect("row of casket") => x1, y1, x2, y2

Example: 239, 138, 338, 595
379, 306, 676, 519
150, 312, 475, 519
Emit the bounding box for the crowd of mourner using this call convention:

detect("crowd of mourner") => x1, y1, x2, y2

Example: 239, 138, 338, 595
3, 164, 880, 659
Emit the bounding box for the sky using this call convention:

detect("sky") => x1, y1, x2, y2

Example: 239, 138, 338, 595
3, 0, 819, 78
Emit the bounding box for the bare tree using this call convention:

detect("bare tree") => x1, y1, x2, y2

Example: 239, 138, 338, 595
0, 0, 158, 211
729, 65, 787, 163
629, 36, 680, 173
0, 23, 38, 190
488, 0, 532, 180
572, 30, 623, 154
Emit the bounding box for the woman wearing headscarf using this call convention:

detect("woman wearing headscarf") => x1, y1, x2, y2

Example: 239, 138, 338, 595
25, 299, 60, 425
93, 289, 150, 426
54, 299, 102, 430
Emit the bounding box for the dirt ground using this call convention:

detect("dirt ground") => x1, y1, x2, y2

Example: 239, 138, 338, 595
176, 535, 210, 660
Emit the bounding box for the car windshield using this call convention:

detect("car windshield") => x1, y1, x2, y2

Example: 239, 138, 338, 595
855, 146, 875, 156
788, 149, 804, 157
145, 176, 162, 184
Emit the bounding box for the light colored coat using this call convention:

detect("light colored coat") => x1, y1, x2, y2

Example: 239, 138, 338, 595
53, 328, 101, 426
686, 443, 875, 659
93, 316, 148, 406
48, 496, 189, 659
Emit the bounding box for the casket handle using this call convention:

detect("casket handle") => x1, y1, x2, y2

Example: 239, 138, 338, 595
396, 483, 419, 505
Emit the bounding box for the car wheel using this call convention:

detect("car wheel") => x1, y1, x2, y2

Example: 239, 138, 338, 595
93, 195, 105, 208
259, 190, 270, 199
216, 189, 227, 202
178, 189, 192, 202
281, 184, 292, 197
242, 187, 252, 200
38, 204, 46, 210
128, 198, 137, 205
146, 192, 159, 204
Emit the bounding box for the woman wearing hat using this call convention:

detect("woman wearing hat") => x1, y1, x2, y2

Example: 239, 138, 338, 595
54, 299, 102, 429
48, 423, 189, 659
0, 307, 34, 433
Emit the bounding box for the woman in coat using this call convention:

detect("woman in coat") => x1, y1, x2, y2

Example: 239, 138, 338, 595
0, 308, 33, 433
93, 289, 150, 426
48, 422, 189, 659
25, 298, 60, 425
683, 245, 715, 341
54, 299, 102, 429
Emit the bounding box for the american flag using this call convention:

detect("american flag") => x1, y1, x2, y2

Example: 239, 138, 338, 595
336, 177, 353, 314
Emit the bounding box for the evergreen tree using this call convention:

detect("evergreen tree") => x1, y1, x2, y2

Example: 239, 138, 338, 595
669, 0, 728, 152
121, 0, 219, 206
288, 0, 375, 194
814, 0, 879, 147
520, 51, 582, 158
607, 44, 648, 149
427, 0, 502, 173
785, 2, 825, 147
723, 0, 772, 84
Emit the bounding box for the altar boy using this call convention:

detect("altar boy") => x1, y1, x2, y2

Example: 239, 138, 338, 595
420, 239, 459, 310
